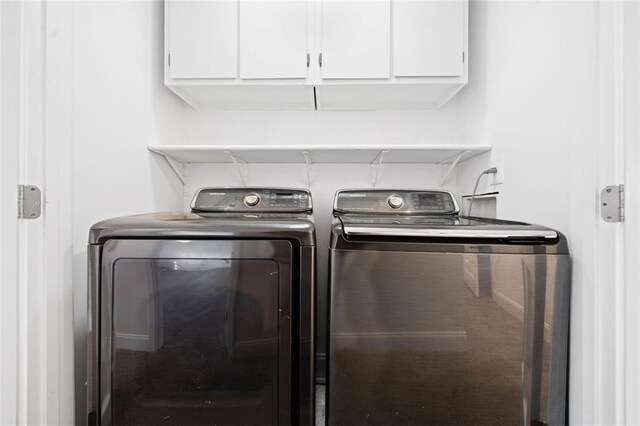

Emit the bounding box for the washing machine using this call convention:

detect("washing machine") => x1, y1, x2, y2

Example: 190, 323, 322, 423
87, 188, 315, 426
327, 189, 570, 426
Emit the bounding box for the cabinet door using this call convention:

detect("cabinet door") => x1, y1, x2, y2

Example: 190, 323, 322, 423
240, 0, 309, 79
321, 0, 391, 79
168, 0, 238, 79
393, 0, 464, 77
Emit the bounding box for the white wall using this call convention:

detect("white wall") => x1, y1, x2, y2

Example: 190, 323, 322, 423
66, 0, 608, 424
163, 108, 466, 146
456, 0, 598, 228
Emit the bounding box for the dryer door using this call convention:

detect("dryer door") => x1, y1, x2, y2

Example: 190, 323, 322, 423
95, 239, 292, 426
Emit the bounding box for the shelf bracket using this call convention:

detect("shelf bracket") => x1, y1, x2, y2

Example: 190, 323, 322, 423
226, 151, 249, 186
150, 150, 186, 186
370, 150, 388, 188
302, 151, 312, 187
438, 151, 467, 187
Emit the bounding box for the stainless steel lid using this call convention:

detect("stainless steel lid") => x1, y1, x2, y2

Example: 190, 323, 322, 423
338, 215, 558, 240
192, 187, 312, 213
333, 190, 559, 241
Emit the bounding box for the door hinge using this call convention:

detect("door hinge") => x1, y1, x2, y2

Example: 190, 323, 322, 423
307, 53, 310, 68
601, 184, 624, 222
168, 53, 171, 66
18, 184, 42, 219
319, 53, 322, 67
463, 51, 465, 62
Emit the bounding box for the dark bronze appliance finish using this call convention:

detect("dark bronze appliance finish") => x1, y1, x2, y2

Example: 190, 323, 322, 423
86, 188, 315, 426
327, 189, 570, 426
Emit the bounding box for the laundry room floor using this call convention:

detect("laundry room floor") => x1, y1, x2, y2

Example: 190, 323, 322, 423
315, 385, 326, 426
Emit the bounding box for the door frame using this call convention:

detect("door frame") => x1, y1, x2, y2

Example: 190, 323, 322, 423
622, 2, 640, 424
0, 1, 22, 424
584, 1, 638, 424
0, 0, 47, 423
0, 1, 74, 424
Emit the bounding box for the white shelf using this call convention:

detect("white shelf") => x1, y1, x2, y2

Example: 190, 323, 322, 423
147, 144, 491, 164
148, 144, 492, 187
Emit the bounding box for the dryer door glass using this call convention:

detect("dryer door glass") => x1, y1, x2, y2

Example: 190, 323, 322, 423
111, 258, 278, 425
98, 240, 293, 426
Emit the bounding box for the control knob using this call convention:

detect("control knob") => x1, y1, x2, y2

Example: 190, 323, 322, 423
244, 193, 260, 207
387, 195, 404, 209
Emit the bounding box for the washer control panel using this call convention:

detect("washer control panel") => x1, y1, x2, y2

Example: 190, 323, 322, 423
334, 190, 458, 215
192, 188, 312, 212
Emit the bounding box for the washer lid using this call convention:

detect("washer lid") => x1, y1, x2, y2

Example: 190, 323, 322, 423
338, 214, 559, 241
192, 187, 312, 213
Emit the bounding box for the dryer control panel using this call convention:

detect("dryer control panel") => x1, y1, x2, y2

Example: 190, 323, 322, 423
334, 190, 459, 215
191, 187, 312, 213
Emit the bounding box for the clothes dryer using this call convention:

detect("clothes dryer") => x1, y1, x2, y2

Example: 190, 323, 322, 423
87, 188, 315, 426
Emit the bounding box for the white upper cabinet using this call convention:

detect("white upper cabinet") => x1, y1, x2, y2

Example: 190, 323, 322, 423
165, 0, 467, 109
239, 0, 309, 79
393, 0, 464, 77
165, 0, 315, 109
320, 0, 391, 79
168, 0, 238, 79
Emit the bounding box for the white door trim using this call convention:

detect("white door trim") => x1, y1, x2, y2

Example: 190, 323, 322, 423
1, 1, 74, 424
0, 1, 22, 424
0, 0, 47, 423
17, 0, 47, 423
588, 1, 629, 424
622, 2, 640, 424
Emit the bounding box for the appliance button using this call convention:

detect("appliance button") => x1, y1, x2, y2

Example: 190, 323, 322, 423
244, 193, 260, 207
387, 195, 405, 209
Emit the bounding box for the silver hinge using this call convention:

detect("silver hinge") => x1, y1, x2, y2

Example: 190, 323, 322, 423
168, 53, 171, 66
319, 53, 322, 67
463, 51, 465, 62
307, 53, 310, 68
601, 184, 624, 223
18, 184, 42, 219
